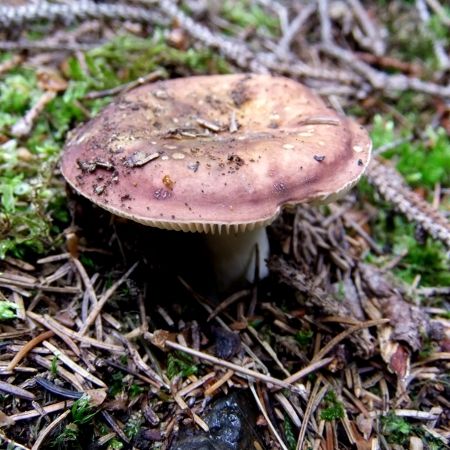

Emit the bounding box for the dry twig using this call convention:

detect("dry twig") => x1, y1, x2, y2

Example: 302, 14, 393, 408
367, 159, 450, 250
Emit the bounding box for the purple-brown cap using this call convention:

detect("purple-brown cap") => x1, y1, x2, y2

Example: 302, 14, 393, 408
61, 74, 371, 233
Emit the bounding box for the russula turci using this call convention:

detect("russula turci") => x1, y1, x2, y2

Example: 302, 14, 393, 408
61, 74, 371, 290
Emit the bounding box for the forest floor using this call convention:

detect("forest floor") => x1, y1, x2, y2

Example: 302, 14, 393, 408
0, 1, 449, 449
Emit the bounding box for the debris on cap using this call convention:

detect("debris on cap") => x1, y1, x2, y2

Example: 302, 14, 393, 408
61, 74, 372, 233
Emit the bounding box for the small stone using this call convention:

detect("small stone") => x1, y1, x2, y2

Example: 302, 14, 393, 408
170, 392, 266, 450
212, 327, 241, 360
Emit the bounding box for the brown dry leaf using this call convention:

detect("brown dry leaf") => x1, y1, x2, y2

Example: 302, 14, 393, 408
360, 264, 428, 352
410, 436, 424, 450
104, 396, 129, 412
378, 325, 411, 380
229, 321, 248, 331
356, 413, 373, 440
86, 388, 107, 407
148, 329, 173, 350
0, 411, 15, 427
167, 27, 190, 50
350, 421, 375, 450
37, 69, 68, 92
389, 344, 410, 379
359, 263, 394, 298
355, 440, 376, 450
379, 294, 427, 351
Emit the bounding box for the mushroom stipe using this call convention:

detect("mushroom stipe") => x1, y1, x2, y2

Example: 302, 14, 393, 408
61, 74, 371, 290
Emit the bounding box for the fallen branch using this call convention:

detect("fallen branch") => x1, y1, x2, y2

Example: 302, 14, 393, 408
366, 159, 450, 251
0, 1, 160, 29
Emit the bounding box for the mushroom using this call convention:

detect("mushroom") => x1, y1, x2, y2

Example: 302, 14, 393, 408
61, 74, 371, 291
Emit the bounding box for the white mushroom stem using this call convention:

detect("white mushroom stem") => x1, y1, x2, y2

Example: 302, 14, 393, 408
205, 227, 270, 292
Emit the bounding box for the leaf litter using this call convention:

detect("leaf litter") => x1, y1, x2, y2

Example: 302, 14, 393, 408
0, 1, 449, 449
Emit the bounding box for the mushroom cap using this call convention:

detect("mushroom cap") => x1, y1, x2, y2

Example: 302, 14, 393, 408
61, 74, 371, 233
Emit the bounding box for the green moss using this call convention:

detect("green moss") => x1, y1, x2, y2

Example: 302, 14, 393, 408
428, 10, 450, 42
319, 390, 345, 421
363, 116, 450, 287
71, 395, 97, 425
124, 412, 144, 439
167, 351, 198, 379
108, 371, 126, 397
50, 396, 98, 449
388, 131, 449, 188
381, 414, 412, 445
295, 329, 314, 347
108, 438, 124, 450
418, 334, 438, 359
50, 355, 59, 376
384, 6, 449, 70
0, 34, 230, 259
221, 0, 280, 36
51, 423, 79, 448
0, 301, 17, 320
371, 116, 450, 189
65, 33, 229, 92
370, 214, 450, 286
0, 138, 66, 258
129, 383, 144, 399
79, 255, 95, 269
283, 416, 297, 450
